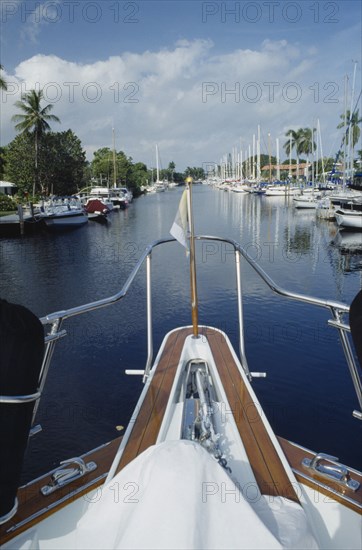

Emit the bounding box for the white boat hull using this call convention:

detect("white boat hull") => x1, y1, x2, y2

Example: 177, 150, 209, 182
335, 210, 362, 230
42, 212, 88, 228
293, 196, 319, 209
265, 187, 300, 196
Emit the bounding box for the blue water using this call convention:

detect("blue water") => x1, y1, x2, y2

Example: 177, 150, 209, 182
1, 185, 361, 481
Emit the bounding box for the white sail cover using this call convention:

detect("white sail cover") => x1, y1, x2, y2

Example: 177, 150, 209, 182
76, 440, 318, 549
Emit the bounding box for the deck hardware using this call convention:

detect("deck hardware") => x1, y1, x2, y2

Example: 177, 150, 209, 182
41, 458, 97, 496
44, 329, 67, 343
29, 424, 42, 437
302, 453, 360, 491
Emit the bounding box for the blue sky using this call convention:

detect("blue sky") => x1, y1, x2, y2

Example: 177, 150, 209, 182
1, 1, 361, 171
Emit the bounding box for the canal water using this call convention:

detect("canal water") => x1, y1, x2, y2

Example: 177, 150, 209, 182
1, 185, 361, 481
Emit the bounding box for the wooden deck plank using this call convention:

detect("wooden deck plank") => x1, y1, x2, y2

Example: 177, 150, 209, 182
206, 329, 300, 502
117, 328, 192, 471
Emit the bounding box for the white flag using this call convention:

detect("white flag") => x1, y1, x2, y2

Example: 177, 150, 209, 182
170, 189, 189, 251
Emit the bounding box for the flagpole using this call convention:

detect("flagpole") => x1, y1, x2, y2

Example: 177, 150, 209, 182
185, 177, 199, 338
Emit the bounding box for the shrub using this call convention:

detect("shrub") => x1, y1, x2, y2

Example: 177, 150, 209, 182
0, 194, 17, 212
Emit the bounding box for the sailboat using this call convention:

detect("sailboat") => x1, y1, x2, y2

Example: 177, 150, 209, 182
1, 180, 361, 549
108, 128, 129, 209
154, 144, 167, 191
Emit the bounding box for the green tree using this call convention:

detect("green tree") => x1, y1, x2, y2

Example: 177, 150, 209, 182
283, 128, 304, 180
130, 162, 148, 194
337, 109, 362, 170
90, 148, 146, 193
91, 147, 113, 184
0, 147, 7, 180
337, 109, 362, 148
298, 128, 316, 182
298, 128, 316, 158
184, 167, 205, 180
12, 89, 60, 196
4, 130, 87, 196
0, 64, 7, 91
284, 128, 316, 181
168, 161, 176, 181
40, 130, 87, 195
3, 133, 35, 194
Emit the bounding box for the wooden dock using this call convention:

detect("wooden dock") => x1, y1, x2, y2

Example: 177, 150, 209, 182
0, 211, 42, 236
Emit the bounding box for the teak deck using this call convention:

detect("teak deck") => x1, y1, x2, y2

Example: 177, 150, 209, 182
116, 326, 299, 502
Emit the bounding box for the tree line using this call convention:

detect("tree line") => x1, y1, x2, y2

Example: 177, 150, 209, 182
0, 74, 206, 198
0, 66, 361, 197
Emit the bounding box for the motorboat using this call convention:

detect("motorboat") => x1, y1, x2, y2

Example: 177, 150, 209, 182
37, 197, 88, 229
87, 187, 115, 211
109, 189, 129, 209
1, 183, 361, 549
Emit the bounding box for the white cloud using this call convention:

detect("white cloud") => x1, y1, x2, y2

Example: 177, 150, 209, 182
0, 38, 356, 171
20, 0, 64, 44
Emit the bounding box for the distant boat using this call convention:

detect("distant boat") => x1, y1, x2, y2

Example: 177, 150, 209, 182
293, 194, 321, 209
265, 185, 300, 196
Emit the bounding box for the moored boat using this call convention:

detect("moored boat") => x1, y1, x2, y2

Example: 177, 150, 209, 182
37, 197, 88, 229
265, 185, 300, 196
293, 194, 321, 209
335, 209, 362, 230
0, 182, 361, 549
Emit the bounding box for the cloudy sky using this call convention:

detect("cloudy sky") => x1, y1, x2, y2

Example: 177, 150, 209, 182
1, 0, 361, 171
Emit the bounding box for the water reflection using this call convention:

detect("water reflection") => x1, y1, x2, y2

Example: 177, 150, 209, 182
331, 230, 362, 273
1, 186, 361, 480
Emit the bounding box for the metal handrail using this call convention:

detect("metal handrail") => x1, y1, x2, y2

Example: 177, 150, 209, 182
36, 235, 361, 420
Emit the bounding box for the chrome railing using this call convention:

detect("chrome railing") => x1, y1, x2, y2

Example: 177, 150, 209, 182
34, 236, 361, 423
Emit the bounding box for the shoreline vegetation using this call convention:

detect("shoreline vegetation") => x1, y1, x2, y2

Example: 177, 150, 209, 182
0, 81, 361, 204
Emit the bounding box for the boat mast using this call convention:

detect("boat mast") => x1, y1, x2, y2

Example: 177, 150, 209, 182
342, 74, 348, 189
276, 138, 280, 181
349, 61, 358, 182
185, 177, 199, 337
257, 125, 261, 182
268, 132, 272, 183
156, 144, 160, 182
112, 127, 117, 189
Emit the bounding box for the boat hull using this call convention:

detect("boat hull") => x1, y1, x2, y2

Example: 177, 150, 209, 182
42, 212, 88, 228
335, 210, 362, 230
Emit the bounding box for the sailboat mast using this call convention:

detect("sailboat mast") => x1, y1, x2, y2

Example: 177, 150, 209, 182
186, 177, 199, 338
257, 125, 261, 182
112, 127, 117, 189
276, 138, 280, 181
268, 132, 272, 183
156, 144, 160, 182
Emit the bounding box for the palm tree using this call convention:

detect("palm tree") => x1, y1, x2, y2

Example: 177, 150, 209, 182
12, 89, 60, 196
337, 109, 362, 149
284, 128, 303, 180
298, 128, 316, 184
0, 64, 7, 90
298, 128, 316, 156
337, 110, 362, 177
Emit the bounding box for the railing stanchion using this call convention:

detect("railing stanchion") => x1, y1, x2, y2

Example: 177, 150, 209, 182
331, 307, 362, 413
143, 252, 153, 382
235, 249, 252, 381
